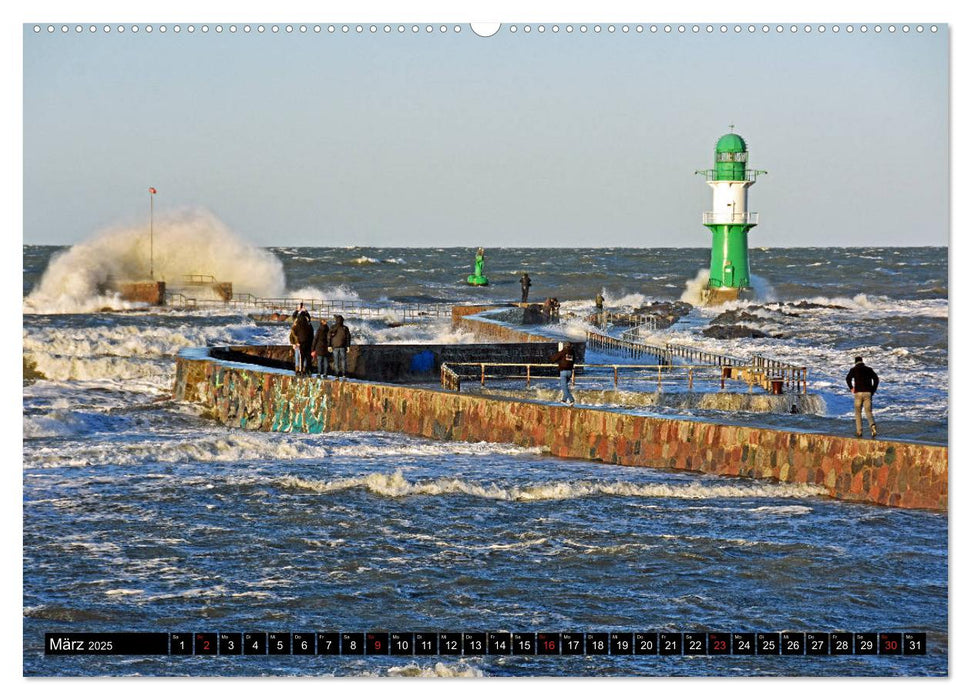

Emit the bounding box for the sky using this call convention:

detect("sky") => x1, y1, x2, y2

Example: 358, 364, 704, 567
21, 14, 948, 248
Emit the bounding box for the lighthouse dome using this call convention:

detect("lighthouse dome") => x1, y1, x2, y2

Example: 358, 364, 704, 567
715, 133, 747, 153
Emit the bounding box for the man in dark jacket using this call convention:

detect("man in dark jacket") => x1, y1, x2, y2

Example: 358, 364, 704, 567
520, 272, 531, 303
329, 314, 351, 380
289, 313, 314, 376
846, 355, 879, 437
550, 341, 576, 406
311, 316, 331, 377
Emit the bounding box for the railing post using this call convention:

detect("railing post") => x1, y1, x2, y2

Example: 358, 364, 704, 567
613, 365, 618, 390
481, 363, 485, 387
526, 364, 531, 388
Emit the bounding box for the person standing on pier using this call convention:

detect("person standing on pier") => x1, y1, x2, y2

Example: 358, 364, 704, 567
289, 312, 314, 376
293, 301, 311, 323
550, 341, 576, 406
329, 314, 352, 380
846, 355, 879, 438
311, 316, 331, 377
520, 272, 531, 303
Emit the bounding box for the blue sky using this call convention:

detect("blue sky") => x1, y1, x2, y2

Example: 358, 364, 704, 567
22, 16, 948, 248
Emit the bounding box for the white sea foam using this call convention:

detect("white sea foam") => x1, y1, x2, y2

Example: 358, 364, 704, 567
680, 269, 710, 305
385, 662, 484, 677
23, 410, 117, 439
679, 269, 776, 304
25, 209, 286, 314
279, 469, 827, 501
749, 274, 777, 301
748, 505, 813, 515
23, 321, 259, 383
285, 284, 361, 303
22, 431, 545, 468
603, 291, 653, 308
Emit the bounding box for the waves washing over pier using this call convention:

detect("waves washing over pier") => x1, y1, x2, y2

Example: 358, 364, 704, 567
22, 242, 947, 676
24, 210, 286, 314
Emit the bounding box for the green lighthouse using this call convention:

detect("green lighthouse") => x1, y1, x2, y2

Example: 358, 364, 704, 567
695, 131, 767, 304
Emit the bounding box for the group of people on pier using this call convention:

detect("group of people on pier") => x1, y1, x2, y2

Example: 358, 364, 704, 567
289, 302, 351, 379
284, 287, 882, 439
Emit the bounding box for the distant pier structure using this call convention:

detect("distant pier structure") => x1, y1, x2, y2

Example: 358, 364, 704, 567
695, 130, 767, 305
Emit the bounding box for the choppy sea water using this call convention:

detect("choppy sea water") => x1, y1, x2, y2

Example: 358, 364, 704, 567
22, 245, 948, 676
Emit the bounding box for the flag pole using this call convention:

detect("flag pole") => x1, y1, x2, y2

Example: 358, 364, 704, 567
149, 186, 155, 279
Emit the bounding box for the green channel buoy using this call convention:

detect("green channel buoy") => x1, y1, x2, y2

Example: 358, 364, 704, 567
466, 247, 489, 286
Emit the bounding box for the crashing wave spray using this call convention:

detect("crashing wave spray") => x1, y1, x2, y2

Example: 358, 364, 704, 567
680, 269, 776, 305
25, 209, 286, 313
680, 269, 710, 305
749, 274, 777, 302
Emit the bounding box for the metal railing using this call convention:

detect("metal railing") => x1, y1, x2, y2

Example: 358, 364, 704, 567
165, 294, 454, 322
441, 364, 462, 392
585, 330, 671, 363
619, 317, 659, 342
664, 343, 747, 368
752, 354, 809, 394
694, 169, 767, 183
584, 332, 807, 394
702, 211, 759, 225
590, 311, 662, 329
440, 361, 780, 394
180, 274, 218, 285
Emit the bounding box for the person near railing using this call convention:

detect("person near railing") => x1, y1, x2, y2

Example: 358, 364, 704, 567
550, 341, 576, 406
329, 314, 352, 380
520, 272, 531, 303
292, 301, 311, 324
289, 312, 314, 377
311, 316, 331, 377
846, 355, 879, 438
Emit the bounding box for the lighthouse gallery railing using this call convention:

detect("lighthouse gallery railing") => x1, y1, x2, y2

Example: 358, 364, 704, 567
702, 212, 759, 225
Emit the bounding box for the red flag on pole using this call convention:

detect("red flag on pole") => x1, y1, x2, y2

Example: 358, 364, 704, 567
149, 187, 157, 194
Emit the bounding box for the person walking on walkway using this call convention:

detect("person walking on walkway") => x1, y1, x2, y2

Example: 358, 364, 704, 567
846, 355, 879, 438
550, 341, 576, 406
520, 272, 531, 303
311, 316, 331, 377
329, 314, 352, 380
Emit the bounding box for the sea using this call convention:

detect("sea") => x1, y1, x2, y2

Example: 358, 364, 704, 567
21, 237, 948, 677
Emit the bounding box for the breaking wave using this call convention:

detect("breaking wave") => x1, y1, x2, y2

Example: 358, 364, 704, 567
279, 469, 827, 501
680, 270, 776, 305
22, 322, 248, 383
285, 285, 361, 302
680, 269, 710, 305
22, 431, 544, 467
24, 209, 286, 314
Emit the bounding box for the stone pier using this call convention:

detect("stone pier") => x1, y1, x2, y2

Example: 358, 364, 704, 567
174, 349, 948, 512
